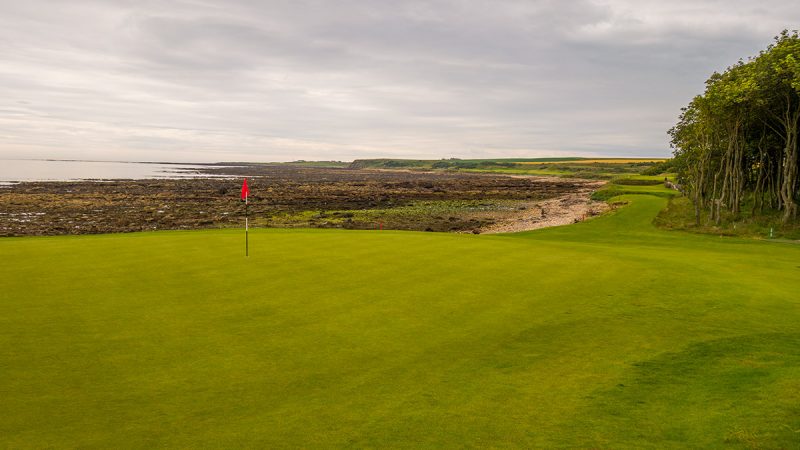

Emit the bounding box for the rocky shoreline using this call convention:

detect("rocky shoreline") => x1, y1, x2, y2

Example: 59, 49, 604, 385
0, 165, 602, 236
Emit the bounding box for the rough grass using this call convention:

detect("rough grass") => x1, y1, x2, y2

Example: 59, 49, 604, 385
260, 199, 527, 231
2, 195, 800, 447
655, 195, 800, 241
591, 183, 676, 201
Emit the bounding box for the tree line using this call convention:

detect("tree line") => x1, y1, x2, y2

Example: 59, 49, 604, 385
670, 30, 800, 225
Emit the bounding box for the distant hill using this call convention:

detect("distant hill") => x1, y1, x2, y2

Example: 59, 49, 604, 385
348, 157, 586, 169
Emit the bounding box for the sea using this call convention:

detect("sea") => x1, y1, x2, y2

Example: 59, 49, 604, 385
0, 159, 229, 184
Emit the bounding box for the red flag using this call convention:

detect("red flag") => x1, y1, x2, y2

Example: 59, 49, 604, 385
241, 178, 249, 201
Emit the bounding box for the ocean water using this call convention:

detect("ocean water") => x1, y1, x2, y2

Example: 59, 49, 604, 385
0, 159, 227, 182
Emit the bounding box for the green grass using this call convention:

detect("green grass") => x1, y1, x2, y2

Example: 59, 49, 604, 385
655, 195, 800, 240
2, 195, 800, 447
591, 182, 676, 201
348, 157, 667, 179
617, 173, 676, 182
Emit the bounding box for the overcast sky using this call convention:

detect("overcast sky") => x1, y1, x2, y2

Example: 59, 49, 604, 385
1, 0, 798, 162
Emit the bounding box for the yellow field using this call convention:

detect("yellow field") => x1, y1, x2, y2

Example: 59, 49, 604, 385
519, 158, 666, 165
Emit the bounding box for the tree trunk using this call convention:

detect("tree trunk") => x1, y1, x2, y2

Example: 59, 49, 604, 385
709, 171, 719, 223
780, 111, 799, 223
751, 131, 768, 216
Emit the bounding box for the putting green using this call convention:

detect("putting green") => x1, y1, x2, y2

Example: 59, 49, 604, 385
1, 195, 799, 448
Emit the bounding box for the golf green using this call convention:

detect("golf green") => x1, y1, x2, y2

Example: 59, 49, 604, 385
2, 195, 799, 447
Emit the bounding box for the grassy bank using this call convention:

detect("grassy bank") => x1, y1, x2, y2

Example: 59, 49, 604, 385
349, 157, 667, 179
653, 195, 800, 241
2, 195, 799, 447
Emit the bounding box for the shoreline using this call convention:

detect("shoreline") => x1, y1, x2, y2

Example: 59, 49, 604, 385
0, 167, 604, 237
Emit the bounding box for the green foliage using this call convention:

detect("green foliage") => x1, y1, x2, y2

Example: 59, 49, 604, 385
640, 159, 675, 176
670, 29, 800, 224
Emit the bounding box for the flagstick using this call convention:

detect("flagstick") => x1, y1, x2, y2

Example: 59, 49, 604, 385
245, 192, 249, 257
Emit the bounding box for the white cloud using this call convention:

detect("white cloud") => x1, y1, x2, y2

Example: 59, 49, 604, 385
0, 0, 798, 162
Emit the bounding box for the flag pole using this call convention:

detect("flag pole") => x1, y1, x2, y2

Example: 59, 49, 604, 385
245, 191, 249, 257
241, 177, 250, 257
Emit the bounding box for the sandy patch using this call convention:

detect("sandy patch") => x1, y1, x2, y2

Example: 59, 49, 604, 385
479, 180, 609, 234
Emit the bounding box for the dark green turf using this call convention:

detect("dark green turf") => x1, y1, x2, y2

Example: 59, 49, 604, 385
2, 195, 799, 448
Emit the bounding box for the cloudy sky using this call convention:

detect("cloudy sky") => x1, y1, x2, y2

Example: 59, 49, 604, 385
1, 0, 798, 162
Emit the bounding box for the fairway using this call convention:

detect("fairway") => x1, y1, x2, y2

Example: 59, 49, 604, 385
2, 195, 799, 447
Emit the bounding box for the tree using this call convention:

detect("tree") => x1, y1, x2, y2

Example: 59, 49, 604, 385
669, 30, 800, 225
